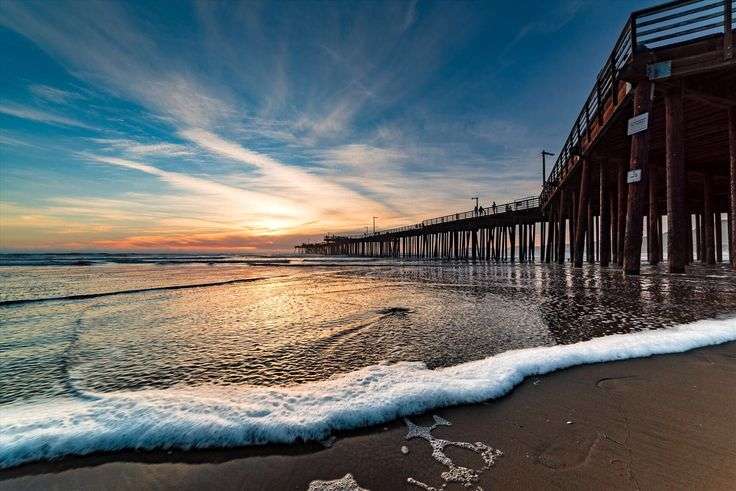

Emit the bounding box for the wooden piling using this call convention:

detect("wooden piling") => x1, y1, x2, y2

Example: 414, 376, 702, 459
600, 161, 611, 266
623, 80, 652, 275
703, 175, 716, 264
665, 84, 688, 272
616, 160, 627, 267
696, 214, 702, 261
557, 192, 566, 264
540, 220, 546, 262
569, 190, 577, 263
728, 211, 733, 264
716, 212, 723, 263
547, 220, 552, 263
730, 106, 736, 270
648, 163, 660, 265
574, 158, 591, 267
586, 197, 594, 263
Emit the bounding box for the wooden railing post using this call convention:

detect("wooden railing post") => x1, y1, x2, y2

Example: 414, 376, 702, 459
630, 15, 638, 59
596, 76, 604, 124
611, 60, 619, 105
725, 0, 733, 60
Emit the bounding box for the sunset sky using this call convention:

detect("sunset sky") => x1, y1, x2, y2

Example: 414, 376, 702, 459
0, 0, 651, 252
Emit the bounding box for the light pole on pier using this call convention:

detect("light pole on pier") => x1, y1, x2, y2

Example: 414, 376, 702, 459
372, 216, 378, 234
541, 150, 555, 185
471, 196, 479, 215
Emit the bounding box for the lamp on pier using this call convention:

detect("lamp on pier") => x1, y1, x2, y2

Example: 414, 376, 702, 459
541, 150, 555, 185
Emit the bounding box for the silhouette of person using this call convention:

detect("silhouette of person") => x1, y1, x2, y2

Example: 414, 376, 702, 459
478, 205, 484, 215
492, 201, 497, 214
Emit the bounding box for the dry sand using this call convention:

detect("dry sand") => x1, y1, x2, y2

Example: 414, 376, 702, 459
2, 342, 735, 490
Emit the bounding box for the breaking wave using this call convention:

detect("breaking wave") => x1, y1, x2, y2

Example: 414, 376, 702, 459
1, 317, 735, 469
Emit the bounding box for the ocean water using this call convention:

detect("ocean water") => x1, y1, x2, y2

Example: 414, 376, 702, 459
1, 253, 736, 468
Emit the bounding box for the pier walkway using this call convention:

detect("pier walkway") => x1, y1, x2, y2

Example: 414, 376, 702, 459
297, 0, 736, 274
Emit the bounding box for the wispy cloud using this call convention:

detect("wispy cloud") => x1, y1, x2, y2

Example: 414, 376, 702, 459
83, 153, 390, 235
86, 154, 297, 218
0, 1, 233, 128
180, 129, 393, 219
28, 84, 84, 104
504, 0, 587, 54
318, 144, 408, 173
401, 0, 418, 32
180, 129, 290, 175
0, 134, 32, 147
91, 138, 194, 157
0, 103, 94, 129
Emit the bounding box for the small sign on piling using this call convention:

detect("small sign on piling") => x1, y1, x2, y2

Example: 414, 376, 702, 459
627, 169, 642, 184
627, 112, 649, 135
647, 60, 671, 80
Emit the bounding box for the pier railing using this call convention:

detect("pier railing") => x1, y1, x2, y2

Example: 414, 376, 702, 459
328, 196, 539, 241
541, 0, 735, 205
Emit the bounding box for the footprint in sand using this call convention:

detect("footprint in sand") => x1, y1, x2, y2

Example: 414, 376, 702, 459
307, 473, 368, 491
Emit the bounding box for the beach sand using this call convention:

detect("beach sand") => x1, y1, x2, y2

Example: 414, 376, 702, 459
2, 341, 735, 490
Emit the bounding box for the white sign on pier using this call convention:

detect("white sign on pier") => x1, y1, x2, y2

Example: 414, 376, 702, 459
627, 112, 649, 135
627, 169, 642, 184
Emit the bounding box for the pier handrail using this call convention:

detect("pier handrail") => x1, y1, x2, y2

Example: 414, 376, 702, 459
541, 0, 735, 205
328, 196, 539, 241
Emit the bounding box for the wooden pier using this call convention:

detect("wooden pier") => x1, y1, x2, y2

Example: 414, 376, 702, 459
297, 0, 736, 274
298, 198, 542, 262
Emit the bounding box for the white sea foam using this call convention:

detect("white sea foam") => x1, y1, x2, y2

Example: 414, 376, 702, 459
1, 317, 735, 469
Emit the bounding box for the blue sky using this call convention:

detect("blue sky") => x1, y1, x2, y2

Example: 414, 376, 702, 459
0, 0, 653, 252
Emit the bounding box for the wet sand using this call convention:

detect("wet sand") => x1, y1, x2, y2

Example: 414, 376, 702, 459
2, 341, 734, 490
